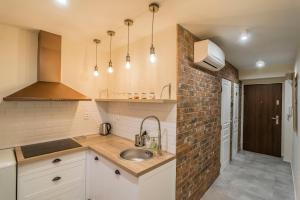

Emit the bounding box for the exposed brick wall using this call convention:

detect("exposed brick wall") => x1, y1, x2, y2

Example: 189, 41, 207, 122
218, 62, 239, 83
176, 25, 239, 200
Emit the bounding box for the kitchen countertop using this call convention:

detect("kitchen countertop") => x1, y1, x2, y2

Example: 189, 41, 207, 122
15, 134, 176, 177
74, 134, 176, 177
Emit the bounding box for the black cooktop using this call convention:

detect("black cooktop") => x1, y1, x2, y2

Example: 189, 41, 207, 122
21, 138, 82, 158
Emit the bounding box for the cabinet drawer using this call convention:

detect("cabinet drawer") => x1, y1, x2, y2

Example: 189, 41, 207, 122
18, 160, 85, 198
19, 151, 86, 176
23, 178, 85, 200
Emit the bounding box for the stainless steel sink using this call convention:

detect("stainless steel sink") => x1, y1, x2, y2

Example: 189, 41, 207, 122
120, 148, 153, 161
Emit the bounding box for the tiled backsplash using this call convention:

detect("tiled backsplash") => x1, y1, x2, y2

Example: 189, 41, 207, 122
0, 100, 176, 154
106, 102, 177, 154
0, 101, 105, 148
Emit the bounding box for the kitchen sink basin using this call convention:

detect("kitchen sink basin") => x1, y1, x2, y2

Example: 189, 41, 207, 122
120, 148, 153, 161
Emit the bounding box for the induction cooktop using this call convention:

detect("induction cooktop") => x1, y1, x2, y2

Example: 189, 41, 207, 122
21, 138, 82, 159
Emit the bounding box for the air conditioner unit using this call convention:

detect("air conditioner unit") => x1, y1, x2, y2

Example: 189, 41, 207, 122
194, 39, 225, 71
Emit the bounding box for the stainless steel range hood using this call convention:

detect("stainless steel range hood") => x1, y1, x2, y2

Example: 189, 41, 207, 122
4, 31, 91, 101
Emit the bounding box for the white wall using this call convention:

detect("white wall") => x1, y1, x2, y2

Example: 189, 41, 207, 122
292, 49, 300, 200
105, 26, 177, 100
0, 24, 108, 148
283, 80, 293, 162
239, 64, 294, 80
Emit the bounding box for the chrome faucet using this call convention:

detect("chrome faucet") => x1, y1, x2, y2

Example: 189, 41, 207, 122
136, 115, 162, 155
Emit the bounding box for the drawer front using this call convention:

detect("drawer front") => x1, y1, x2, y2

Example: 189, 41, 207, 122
23, 179, 85, 200
19, 151, 86, 176
18, 160, 85, 198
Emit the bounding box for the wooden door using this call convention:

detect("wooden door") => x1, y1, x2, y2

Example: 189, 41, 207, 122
243, 84, 282, 157
221, 79, 232, 170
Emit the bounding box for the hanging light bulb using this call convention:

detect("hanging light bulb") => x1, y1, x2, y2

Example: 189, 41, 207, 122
150, 45, 156, 63
93, 66, 100, 77
93, 39, 101, 77
125, 54, 131, 69
107, 30, 115, 74
149, 3, 159, 64
124, 19, 133, 69
107, 60, 114, 73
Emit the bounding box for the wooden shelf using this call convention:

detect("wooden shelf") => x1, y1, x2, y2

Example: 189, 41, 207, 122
95, 98, 177, 104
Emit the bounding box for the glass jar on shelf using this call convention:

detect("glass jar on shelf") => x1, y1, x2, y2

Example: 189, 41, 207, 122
127, 93, 133, 99
134, 93, 140, 99
141, 92, 147, 99
148, 92, 156, 99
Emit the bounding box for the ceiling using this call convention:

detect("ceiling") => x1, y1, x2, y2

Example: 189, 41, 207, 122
0, 0, 299, 69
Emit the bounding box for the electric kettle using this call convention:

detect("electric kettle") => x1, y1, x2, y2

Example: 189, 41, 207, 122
99, 123, 112, 135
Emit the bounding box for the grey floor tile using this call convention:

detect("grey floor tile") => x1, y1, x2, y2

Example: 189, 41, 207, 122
201, 151, 295, 200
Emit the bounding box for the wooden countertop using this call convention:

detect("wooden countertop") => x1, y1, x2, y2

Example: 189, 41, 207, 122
74, 134, 176, 177
15, 134, 176, 177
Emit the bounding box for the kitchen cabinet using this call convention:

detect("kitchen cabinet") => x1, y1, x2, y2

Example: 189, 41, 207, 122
86, 150, 176, 200
87, 151, 138, 200
18, 151, 86, 200
18, 149, 175, 200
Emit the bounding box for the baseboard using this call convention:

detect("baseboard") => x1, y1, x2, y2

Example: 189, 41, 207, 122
291, 165, 297, 200
283, 157, 291, 163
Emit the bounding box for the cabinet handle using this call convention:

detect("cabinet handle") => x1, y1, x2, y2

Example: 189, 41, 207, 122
52, 176, 61, 182
52, 158, 61, 163
115, 170, 121, 175
94, 156, 99, 161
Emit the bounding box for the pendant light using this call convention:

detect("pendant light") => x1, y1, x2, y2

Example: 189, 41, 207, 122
149, 3, 159, 64
124, 19, 133, 69
93, 39, 101, 77
107, 30, 115, 74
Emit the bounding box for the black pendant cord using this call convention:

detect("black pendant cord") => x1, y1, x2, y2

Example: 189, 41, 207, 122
95, 42, 98, 66
127, 24, 130, 56
151, 10, 154, 47
109, 35, 112, 62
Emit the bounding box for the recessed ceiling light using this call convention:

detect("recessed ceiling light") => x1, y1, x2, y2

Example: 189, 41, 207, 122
240, 30, 250, 42
55, 0, 68, 6
256, 60, 265, 68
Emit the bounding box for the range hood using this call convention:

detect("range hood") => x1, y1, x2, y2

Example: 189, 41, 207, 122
4, 31, 91, 101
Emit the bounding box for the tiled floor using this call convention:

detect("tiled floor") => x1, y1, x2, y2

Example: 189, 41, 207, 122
201, 151, 294, 200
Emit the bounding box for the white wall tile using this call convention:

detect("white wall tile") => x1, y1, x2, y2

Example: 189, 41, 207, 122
0, 101, 106, 148
105, 102, 177, 154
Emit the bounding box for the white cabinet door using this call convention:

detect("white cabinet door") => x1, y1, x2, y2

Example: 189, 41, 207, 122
221, 79, 232, 171
232, 83, 239, 158
88, 151, 138, 200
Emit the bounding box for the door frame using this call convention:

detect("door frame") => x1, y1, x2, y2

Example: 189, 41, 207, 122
241, 79, 286, 157
220, 78, 232, 171
231, 83, 239, 158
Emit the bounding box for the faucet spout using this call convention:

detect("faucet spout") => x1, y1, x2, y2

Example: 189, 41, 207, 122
139, 115, 162, 155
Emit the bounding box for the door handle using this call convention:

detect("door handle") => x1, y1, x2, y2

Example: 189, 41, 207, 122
52, 176, 61, 182
272, 115, 279, 125
52, 158, 61, 163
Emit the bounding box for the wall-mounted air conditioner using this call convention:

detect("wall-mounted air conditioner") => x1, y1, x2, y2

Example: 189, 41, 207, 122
194, 39, 225, 71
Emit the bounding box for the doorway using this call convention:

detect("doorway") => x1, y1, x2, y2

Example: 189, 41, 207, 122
243, 84, 282, 157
